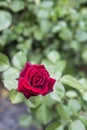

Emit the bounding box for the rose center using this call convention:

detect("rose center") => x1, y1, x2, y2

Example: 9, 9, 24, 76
31, 73, 45, 88
35, 76, 40, 83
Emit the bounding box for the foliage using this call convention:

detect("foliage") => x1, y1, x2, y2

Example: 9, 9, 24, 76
0, 0, 87, 130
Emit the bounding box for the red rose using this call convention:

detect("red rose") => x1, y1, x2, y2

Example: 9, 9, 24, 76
18, 62, 56, 98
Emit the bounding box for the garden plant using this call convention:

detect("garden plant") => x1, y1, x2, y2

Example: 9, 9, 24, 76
0, 0, 87, 130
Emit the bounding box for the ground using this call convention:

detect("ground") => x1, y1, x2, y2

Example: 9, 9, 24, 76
0, 82, 38, 130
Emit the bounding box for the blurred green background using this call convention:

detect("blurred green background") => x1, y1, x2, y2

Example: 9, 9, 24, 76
0, 0, 87, 78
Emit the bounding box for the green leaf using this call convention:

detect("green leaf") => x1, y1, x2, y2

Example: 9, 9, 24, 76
43, 94, 56, 107
82, 50, 87, 63
25, 95, 42, 108
36, 9, 49, 19
0, 10, 12, 31
51, 71, 62, 80
19, 114, 32, 128
50, 82, 65, 102
79, 78, 87, 90
68, 99, 81, 115
70, 41, 79, 51
41, 1, 53, 8
57, 125, 64, 130
46, 122, 60, 130
3, 79, 17, 91
44, 64, 62, 80
47, 50, 61, 63
34, 29, 44, 41
41, 59, 53, 67
79, 115, 87, 128
50, 91, 60, 101
56, 103, 71, 122
75, 30, 87, 42
42, 60, 65, 80
59, 28, 72, 41
82, 91, 87, 102
36, 104, 52, 124
63, 105, 73, 118
0, 53, 10, 72
25, 98, 36, 108
2, 67, 19, 80
12, 51, 27, 69
66, 90, 77, 98
9, 1, 25, 12
52, 21, 67, 33
0, 1, 8, 7
52, 25, 61, 33
56, 60, 66, 72
9, 90, 24, 104
61, 75, 84, 90
69, 120, 86, 130
41, 60, 62, 80
34, 0, 41, 5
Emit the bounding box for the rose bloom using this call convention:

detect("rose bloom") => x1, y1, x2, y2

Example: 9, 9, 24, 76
18, 62, 56, 98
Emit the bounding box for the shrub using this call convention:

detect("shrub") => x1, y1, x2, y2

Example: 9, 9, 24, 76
0, 0, 87, 129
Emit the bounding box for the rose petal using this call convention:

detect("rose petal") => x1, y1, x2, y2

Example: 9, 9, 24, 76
18, 78, 38, 98
42, 78, 56, 95
48, 78, 56, 92
19, 62, 32, 78
32, 64, 45, 69
33, 65, 50, 76
18, 78, 30, 97
24, 80, 40, 94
